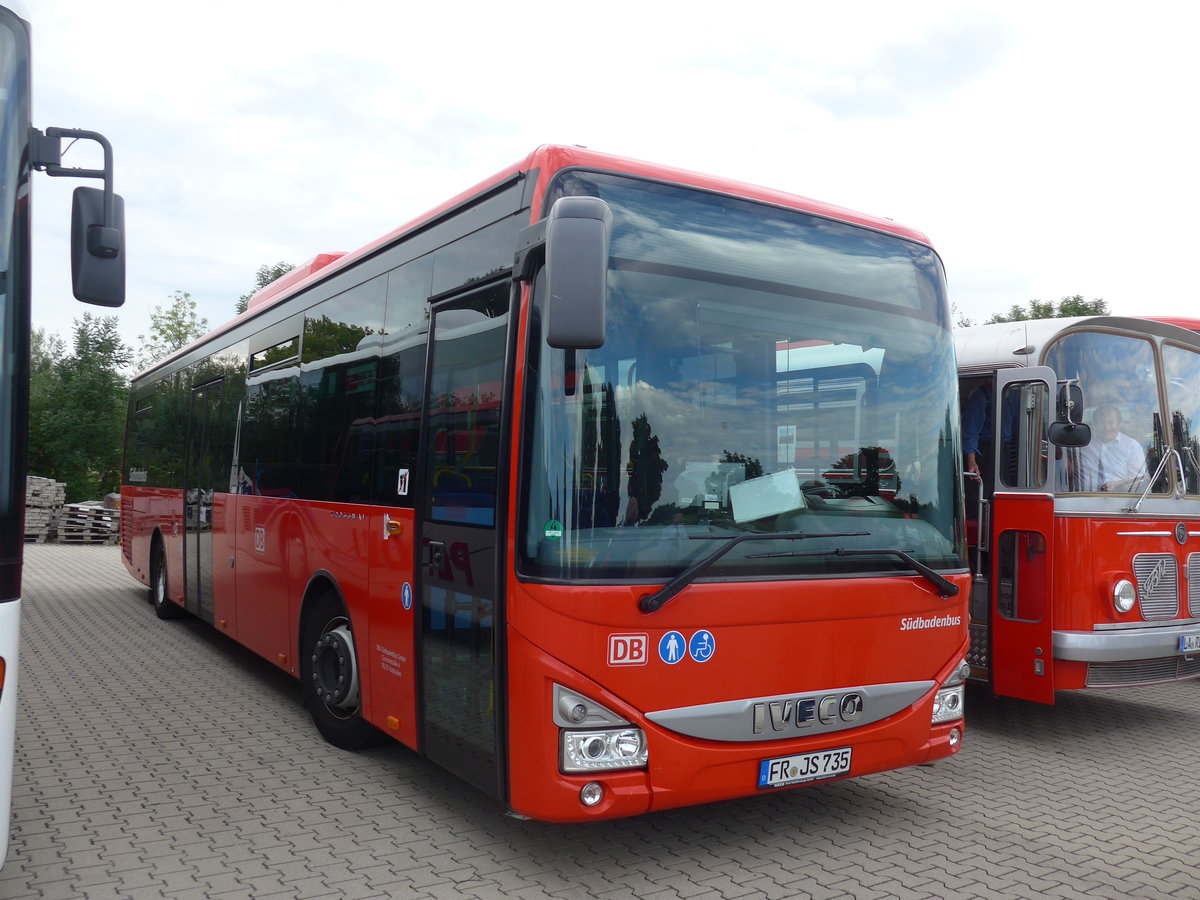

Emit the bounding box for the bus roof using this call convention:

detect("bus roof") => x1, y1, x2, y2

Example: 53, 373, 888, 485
142, 144, 936, 378
955, 315, 1200, 372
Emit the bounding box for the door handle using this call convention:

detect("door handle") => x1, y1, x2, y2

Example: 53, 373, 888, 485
383, 513, 402, 540
426, 540, 447, 573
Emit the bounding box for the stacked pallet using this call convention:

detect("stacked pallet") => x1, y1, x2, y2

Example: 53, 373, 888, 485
57, 502, 120, 544
24, 476, 66, 543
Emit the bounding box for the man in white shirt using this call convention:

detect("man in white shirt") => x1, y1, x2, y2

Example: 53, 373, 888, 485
1079, 405, 1146, 492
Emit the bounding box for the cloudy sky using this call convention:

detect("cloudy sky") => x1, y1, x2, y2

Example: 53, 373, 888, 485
25, 0, 1199, 350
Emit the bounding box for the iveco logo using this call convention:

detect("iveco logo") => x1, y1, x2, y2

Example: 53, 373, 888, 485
1143, 558, 1171, 596
752, 692, 864, 734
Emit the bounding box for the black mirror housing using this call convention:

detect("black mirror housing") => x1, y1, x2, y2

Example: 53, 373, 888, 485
1049, 421, 1091, 447
545, 196, 611, 349
71, 186, 125, 307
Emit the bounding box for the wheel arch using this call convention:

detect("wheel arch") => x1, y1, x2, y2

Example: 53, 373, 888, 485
297, 569, 349, 659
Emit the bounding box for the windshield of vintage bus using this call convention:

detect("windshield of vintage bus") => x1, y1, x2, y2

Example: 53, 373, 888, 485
520, 173, 963, 582
1163, 341, 1200, 494
1046, 332, 1164, 494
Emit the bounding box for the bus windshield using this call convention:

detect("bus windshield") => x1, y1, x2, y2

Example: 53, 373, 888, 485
521, 173, 963, 582
0, 11, 29, 602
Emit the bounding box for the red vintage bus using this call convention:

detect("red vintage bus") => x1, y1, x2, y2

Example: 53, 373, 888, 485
121, 145, 969, 821
957, 316, 1200, 703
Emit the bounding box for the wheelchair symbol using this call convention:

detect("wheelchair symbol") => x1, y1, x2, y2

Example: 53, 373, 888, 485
689, 630, 715, 662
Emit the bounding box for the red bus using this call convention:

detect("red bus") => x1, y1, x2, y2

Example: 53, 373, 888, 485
0, 0, 126, 865
957, 316, 1200, 703
121, 145, 969, 821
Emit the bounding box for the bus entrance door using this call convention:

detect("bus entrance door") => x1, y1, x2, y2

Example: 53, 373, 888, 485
989, 495, 1055, 702
988, 368, 1056, 703
184, 378, 221, 622
416, 286, 510, 802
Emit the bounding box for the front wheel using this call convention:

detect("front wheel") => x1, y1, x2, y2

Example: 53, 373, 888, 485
300, 591, 383, 750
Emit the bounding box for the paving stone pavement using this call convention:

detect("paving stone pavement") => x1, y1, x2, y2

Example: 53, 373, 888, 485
2, 544, 1200, 899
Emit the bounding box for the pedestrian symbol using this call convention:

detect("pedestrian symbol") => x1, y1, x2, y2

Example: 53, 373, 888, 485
658, 631, 686, 665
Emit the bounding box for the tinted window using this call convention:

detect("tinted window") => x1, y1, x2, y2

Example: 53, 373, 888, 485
293, 276, 387, 502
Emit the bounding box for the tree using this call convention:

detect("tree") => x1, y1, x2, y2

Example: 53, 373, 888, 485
984, 295, 1109, 324
236, 261, 295, 315
28, 314, 130, 501
135, 290, 209, 371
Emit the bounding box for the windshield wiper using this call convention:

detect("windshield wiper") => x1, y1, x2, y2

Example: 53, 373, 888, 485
746, 546, 958, 598
637, 531, 869, 614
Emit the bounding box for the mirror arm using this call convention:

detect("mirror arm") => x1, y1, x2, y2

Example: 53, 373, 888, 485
31, 127, 116, 226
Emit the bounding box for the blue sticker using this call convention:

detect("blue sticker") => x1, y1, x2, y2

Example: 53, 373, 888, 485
401, 582, 413, 611
658, 631, 686, 665
689, 630, 715, 662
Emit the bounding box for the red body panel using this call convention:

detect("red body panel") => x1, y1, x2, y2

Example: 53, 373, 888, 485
504, 575, 968, 821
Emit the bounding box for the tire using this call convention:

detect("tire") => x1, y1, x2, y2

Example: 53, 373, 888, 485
150, 539, 183, 620
301, 590, 383, 750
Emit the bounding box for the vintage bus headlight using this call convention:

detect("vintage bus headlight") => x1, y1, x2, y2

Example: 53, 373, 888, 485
931, 658, 968, 724
1113, 579, 1136, 614
561, 728, 647, 772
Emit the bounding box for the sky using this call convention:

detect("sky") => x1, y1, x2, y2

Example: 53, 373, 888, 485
24, 0, 1200, 352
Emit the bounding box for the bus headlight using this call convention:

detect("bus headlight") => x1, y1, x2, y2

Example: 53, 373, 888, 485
561, 728, 647, 772
1113, 579, 1136, 614
931, 685, 964, 724
554, 683, 648, 772
932, 658, 967, 724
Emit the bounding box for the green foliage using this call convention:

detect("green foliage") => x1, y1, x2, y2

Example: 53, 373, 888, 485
135, 290, 209, 371
236, 261, 295, 315
27, 313, 130, 502
984, 295, 1109, 324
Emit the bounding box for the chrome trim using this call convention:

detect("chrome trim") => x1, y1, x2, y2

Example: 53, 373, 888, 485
1092, 616, 1200, 631
1053, 623, 1200, 662
645, 681, 933, 742
1117, 531, 1172, 537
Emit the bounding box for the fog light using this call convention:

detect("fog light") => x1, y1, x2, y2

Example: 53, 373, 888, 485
580, 782, 604, 807
949, 727, 961, 748
1113, 579, 1136, 614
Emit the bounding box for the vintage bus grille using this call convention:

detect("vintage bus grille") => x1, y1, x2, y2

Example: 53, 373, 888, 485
1086, 656, 1200, 688
1133, 554, 1179, 620
1188, 554, 1200, 617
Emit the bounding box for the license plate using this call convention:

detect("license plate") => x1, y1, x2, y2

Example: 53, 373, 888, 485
1180, 633, 1200, 653
758, 747, 852, 789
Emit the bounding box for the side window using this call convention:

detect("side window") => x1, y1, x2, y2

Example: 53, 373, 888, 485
241, 320, 301, 497
294, 275, 387, 502
375, 257, 433, 508
996, 530, 1047, 622
998, 381, 1049, 490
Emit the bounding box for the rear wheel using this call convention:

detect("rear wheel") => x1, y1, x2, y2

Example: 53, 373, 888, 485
150, 539, 183, 620
301, 590, 383, 750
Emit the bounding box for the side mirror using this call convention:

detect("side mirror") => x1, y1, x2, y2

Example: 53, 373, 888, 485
545, 196, 610, 349
1049, 421, 1091, 447
71, 186, 125, 307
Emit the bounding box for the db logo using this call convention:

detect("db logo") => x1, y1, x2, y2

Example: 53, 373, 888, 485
254, 525, 266, 553
608, 633, 649, 666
